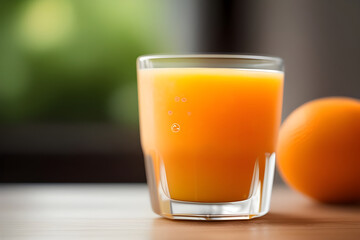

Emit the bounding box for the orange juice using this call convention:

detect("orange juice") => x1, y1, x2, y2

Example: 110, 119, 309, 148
138, 68, 283, 203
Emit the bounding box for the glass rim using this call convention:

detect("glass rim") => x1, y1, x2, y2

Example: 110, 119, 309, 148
137, 54, 283, 63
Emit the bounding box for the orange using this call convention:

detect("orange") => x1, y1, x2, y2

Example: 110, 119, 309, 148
277, 97, 360, 203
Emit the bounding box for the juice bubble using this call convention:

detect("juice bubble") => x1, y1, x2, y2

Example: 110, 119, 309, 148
171, 123, 180, 132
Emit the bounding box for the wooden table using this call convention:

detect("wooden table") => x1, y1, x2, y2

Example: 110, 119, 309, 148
0, 184, 359, 239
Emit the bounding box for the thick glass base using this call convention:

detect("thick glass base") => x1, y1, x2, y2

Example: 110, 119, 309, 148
144, 153, 276, 221
158, 197, 269, 221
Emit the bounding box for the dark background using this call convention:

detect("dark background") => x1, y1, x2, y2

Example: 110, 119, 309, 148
0, 0, 359, 183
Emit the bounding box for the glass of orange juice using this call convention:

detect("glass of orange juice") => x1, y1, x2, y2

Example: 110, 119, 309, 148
137, 55, 284, 220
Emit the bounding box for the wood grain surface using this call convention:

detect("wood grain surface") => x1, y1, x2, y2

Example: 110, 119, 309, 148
0, 184, 359, 240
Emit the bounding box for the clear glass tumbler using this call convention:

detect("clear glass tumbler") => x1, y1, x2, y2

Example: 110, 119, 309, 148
137, 54, 284, 220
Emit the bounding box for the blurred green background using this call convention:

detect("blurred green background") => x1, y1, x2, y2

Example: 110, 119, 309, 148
1, 0, 359, 182
0, 0, 168, 127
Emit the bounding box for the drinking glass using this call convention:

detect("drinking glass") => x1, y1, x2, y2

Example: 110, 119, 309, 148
137, 54, 284, 220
